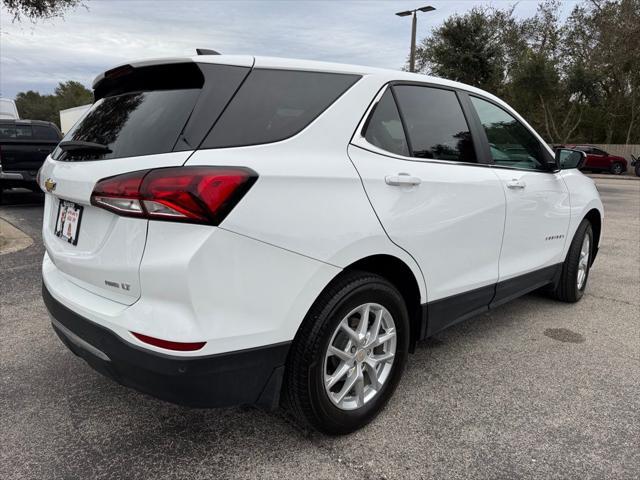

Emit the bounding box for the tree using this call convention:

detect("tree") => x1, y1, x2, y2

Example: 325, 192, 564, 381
14, 81, 92, 127
2, 0, 82, 21
413, 0, 640, 144
55, 81, 93, 111
413, 7, 520, 94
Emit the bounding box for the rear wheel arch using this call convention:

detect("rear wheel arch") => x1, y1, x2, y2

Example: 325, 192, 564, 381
342, 255, 423, 351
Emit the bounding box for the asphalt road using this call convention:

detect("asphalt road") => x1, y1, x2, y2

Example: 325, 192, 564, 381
1, 179, 638, 480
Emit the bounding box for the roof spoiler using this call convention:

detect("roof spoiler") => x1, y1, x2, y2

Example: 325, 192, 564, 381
196, 48, 220, 55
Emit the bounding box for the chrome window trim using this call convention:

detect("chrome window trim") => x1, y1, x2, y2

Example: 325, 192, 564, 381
351, 82, 560, 174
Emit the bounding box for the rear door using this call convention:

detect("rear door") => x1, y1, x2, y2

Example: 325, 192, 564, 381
349, 84, 506, 331
40, 59, 252, 304
468, 95, 570, 299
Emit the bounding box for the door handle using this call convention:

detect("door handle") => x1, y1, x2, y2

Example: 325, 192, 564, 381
506, 179, 526, 189
385, 173, 422, 187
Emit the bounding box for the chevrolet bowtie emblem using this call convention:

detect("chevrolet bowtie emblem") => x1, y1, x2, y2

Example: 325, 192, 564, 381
44, 178, 56, 192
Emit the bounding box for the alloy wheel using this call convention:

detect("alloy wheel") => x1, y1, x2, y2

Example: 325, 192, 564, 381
577, 235, 590, 290
323, 303, 396, 410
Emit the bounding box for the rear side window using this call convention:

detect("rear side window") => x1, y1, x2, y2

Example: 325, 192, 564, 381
203, 69, 360, 148
393, 85, 477, 163
54, 63, 248, 161
33, 125, 60, 141
364, 90, 409, 156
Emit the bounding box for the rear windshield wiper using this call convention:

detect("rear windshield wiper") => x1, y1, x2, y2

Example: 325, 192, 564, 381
58, 140, 112, 153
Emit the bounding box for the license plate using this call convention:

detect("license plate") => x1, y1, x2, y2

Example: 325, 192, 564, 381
54, 200, 84, 246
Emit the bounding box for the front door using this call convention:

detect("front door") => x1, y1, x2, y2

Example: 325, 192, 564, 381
468, 96, 571, 301
349, 85, 506, 330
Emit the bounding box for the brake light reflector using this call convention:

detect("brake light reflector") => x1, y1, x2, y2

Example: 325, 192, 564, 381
131, 332, 206, 352
90, 166, 257, 225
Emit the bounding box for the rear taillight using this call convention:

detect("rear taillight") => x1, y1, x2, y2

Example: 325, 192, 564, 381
90, 166, 257, 225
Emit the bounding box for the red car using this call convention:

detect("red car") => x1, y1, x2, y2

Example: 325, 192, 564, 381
563, 145, 628, 175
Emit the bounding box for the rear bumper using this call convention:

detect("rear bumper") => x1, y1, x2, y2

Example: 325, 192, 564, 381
43, 284, 290, 409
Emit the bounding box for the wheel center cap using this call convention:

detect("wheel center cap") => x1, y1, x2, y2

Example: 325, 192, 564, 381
355, 349, 366, 363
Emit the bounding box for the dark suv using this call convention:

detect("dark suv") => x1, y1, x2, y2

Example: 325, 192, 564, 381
563, 144, 628, 175
0, 120, 62, 200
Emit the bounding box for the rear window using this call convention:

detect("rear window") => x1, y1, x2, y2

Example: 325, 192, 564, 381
54, 63, 248, 161
0, 124, 32, 139
33, 125, 61, 141
55, 89, 200, 161
202, 69, 360, 148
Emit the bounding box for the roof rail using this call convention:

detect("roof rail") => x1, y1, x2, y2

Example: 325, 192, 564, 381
196, 48, 220, 55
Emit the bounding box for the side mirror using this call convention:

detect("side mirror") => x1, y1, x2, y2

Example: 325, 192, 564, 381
555, 148, 587, 170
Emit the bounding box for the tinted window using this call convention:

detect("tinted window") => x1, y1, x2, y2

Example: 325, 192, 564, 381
33, 125, 60, 141
471, 96, 547, 171
54, 63, 248, 161
393, 85, 476, 163
364, 89, 409, 156
203, 69, 360, 148
55, 89, 199, 161
592, 148, 607, 155
0, 124, 31, 139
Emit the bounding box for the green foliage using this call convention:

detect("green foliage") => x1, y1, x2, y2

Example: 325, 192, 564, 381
2, 0, 82, 20
414, 0, 640, 144
15, 81, 92, 127
415, 7, 518, 94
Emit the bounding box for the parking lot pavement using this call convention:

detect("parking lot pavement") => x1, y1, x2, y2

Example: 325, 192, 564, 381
1, 179, 638, 480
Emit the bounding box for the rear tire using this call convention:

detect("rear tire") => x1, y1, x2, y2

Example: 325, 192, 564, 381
284, 271, 409, 435
635, 162, 640, 177
610, 162, 624, 175
551, 220, 593, 303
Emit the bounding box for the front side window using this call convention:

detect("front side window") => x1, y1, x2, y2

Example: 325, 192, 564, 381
363, 89, 409, 156
393, 85, 477, 163
471, 96, 547, 171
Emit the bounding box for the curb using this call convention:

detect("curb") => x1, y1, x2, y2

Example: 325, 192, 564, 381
0, 217, 33, 255
586, 174, 639, 181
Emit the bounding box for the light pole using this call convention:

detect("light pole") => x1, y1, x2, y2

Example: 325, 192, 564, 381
396, 5, 435, 73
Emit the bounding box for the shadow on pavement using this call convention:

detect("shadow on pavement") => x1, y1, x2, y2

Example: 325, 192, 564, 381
0, 188, 44, 207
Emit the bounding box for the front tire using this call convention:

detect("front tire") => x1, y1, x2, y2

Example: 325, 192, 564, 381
284, 271, 409, 435
552, 220, 593, 302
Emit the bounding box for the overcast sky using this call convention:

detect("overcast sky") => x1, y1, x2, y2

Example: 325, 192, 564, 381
0, 0, 580, 99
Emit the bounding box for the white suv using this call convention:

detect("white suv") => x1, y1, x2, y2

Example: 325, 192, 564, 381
40, 55, 603, 434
